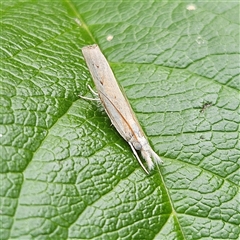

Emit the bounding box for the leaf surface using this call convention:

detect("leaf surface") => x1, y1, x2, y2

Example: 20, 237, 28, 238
0, 1, 239, 239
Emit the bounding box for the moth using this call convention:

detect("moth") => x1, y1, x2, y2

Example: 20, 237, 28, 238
81, 44, 163, 174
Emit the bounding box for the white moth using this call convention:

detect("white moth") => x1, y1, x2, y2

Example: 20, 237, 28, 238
81, 44, 163, 174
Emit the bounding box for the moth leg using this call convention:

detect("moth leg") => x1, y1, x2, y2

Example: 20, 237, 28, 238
79, 95, 100, 101
128, 142, 149, 174
79, 85, 100, 101
87, 85, 98, 96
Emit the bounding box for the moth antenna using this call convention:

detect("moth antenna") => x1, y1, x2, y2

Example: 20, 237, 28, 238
129, 142, 149, 174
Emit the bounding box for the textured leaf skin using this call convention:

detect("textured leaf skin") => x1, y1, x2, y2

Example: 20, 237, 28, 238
0, 1, 239, 240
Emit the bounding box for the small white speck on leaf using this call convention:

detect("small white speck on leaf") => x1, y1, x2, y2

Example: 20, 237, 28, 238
106, 35, 114, 41
196, 36, 206, 45
187, 4, 197, 11
74, 18, 81, 26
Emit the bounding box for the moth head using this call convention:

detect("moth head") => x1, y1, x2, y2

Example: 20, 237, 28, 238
132, 141, 142, 150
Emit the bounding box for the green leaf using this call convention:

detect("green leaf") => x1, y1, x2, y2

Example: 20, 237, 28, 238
1, 1, 239, 239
